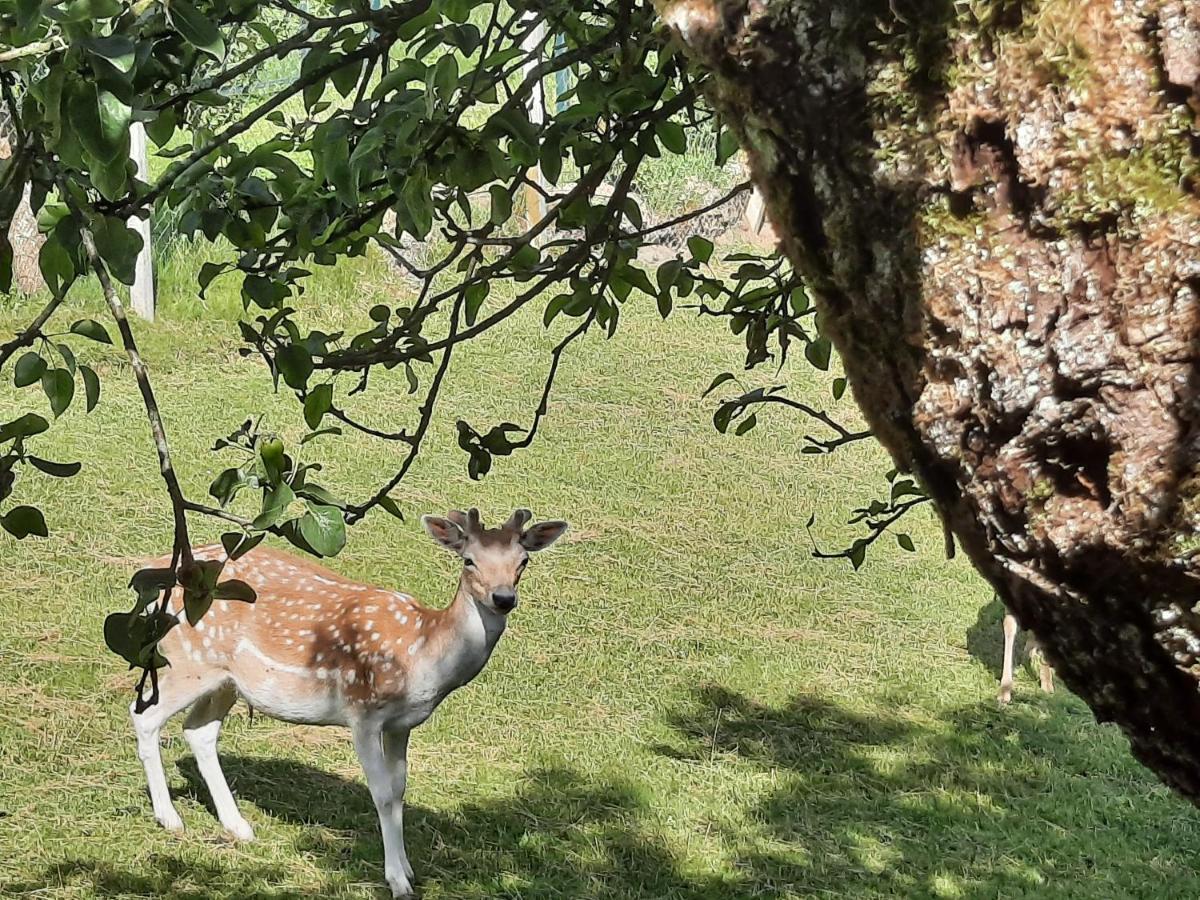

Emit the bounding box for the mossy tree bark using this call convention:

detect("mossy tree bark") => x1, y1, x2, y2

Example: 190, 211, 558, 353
658, 0, 1200, 799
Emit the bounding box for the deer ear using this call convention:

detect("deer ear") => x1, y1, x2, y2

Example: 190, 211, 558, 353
520, 520, 568, 552
422, 515, 467, 554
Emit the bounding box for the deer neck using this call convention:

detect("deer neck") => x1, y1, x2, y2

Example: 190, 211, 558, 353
426, 579, 507, 690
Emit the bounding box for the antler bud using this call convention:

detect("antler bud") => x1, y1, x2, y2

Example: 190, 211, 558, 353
506, 508, 532, 532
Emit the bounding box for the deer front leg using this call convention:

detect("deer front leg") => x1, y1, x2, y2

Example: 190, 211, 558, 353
383, 728, 414, 882
352, 720, 413, 898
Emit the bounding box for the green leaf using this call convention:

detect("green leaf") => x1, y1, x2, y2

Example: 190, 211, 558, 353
180, 558, 223, 625
331, 56, 365, 98
209, 466, 243, 505
832, 377, 847, 401
104, 611, 140, 665
93, 216, 141, 286
656, 259, 682, 293
169, 0, 226, 61
804, 336, 832, 371
253, 482, 295, 529
298, 502, 346, 556
304, 383, 333, 429
433, 53, 459, 103
848, 541, 867, 570
717, 128, 740, 166
184, 588, 214, 627
378, 495, 405, 521
734, 413, 758, 436
221, 531, 264, 560
657, 120, 687, 154
14, 353, 46, 388
1, 505, 48, 539
657, 292, 672, 319
80, 365, 101, 412
0, 413, 49, 443
55, 343, 76, 375
97, 90, 131, 157
277, 344, 314, 390
213, 579, 257, 602
27, 456, 81, 477
402, 173, 434, 239
83, 35, 136, 73
69, 81, 125, 165
69, 319, 113, 344
687, 236, 714, 264
41, 368, 74, 418
702, 372, 734, 398
897, 533, 915, 552
300, 426, 343, 444
489, 185, 512, 226
38, 238, 76, 298
130, 567, 177, 604
464, 283, 488, 326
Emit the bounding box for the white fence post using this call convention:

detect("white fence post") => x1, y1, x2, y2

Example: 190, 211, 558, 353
521, 14, 546, 231
129, 122, 155, 321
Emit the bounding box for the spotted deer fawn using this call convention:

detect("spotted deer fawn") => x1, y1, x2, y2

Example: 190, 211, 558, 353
999, 612, 1054, 705
130, 508, 567, 898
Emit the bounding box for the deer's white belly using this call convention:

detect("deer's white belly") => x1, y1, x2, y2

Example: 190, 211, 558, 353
230, 638, 348, 726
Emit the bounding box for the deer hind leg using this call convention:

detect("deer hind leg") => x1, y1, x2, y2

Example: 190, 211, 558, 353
131, 669, 225, 833
999, 613, 1018, 706
183, 682, 254, 841
1027, 634, 1055, 695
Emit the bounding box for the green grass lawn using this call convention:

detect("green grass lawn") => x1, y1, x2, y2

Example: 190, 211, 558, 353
1, 253, 1198, 899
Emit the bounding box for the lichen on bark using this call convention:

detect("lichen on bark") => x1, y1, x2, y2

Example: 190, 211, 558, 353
659, 0, 1200, 799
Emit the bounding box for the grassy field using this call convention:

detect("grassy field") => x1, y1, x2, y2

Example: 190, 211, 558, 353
1, 251, 1199, 899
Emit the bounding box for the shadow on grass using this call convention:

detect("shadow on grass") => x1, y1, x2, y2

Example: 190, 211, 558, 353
5, 685, 1195, 898
655, 685, 1199, 897
965, 592, 1009, 678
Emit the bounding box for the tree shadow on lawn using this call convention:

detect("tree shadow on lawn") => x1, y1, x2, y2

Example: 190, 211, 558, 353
656, 685, 1200, 898
5, 686, 1195, 898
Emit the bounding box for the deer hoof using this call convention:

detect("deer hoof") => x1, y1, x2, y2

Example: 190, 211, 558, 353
388, 873, 415, 898
225, 817, 256, 842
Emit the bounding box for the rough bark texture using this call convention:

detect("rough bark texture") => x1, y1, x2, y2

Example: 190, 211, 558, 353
659, 0, 1200, 799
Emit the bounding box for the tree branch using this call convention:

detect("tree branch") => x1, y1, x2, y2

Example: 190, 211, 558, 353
344, 292, 466, 523
71, 199, 194, 570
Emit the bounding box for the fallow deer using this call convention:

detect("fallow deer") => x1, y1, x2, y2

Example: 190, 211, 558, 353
129, 507, 568, 898
998, 612, 1055, 705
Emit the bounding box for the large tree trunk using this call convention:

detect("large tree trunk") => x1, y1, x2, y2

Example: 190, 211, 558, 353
658, 0, 1200, 799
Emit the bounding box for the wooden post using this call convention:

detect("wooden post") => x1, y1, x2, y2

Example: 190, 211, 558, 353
745, 186, 767, 234
129, 122, 155, 321
521, 15, 546, 230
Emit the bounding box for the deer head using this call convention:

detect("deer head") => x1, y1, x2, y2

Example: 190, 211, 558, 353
420, 507, 568, 614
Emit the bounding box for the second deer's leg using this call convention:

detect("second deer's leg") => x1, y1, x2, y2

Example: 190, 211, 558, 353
383, 728, 413, 881
183, 682, 254, 841
1027, 634, 1055, 694
999, 613, 1018, 706
353, 719, 413, 898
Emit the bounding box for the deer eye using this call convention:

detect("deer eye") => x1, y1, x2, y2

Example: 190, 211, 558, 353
463, 557, 476, 568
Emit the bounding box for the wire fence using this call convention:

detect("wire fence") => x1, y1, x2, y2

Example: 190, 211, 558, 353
4, 31, 755, 297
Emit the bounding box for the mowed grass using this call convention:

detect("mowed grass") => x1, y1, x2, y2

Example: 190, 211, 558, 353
1, 252, 1198, 899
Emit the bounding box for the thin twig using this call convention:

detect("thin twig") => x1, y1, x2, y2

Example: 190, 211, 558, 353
345, 292, 466, 522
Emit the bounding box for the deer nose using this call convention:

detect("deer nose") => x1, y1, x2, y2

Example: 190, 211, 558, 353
492, 590, 517, 612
